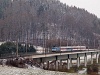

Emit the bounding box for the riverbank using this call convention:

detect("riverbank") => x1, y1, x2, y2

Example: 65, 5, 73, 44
0, 54, 98, 75
0, 65, 78, 75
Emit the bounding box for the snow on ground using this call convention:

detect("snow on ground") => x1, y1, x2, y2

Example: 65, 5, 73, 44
0, 55, 96, 75
0, 65, 77, 75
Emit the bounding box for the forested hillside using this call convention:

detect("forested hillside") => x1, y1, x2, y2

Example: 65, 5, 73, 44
0, 0, 100, 48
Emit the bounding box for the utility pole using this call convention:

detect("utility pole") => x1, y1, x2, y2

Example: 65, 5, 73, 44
42, 23, 46, 54
99, 40, 100, 49
88, 39, 89, 51
94, 39, 95, 51
16, 39, 18, 57
80, 36, 81, 50
26, 31, 28, 54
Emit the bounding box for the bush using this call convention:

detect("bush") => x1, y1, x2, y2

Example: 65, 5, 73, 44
87, 64, 98, 74
0, 42, 16, 54
0, 42, 36, 56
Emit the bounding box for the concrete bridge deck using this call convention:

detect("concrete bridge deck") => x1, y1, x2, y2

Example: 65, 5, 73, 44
24, 49, 100, 59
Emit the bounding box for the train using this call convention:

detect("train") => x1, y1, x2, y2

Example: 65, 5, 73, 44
52, 46, 86, 52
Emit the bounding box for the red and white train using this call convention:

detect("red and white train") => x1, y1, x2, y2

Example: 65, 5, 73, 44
52, 46, 86, 52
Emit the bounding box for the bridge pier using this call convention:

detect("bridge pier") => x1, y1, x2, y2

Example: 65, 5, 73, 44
70, 59, 72, 67
91, 53, 93, 64
60, 60, 63, 69
67, 59, 70, 69
40, 62, 44, 69
50, 62, 54, 70
55, 60, 58, 70
96, 53, 99, 63
58, 61, 60, 70
84, 54, 87, 67
54, 60, 56, 70
47, 61, 49, 70
77, 57, 80, 67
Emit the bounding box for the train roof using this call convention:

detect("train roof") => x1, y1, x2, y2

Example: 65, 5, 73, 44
60, 46, 86, 48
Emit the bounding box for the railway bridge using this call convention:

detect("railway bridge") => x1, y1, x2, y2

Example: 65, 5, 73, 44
24, 50, 100, 70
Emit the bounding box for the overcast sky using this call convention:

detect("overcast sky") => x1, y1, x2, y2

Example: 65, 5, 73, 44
60, 0, 100, 18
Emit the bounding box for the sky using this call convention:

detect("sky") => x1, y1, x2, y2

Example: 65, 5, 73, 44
60, 0, 100, 18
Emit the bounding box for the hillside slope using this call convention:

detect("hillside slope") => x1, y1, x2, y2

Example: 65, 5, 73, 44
0, 0, 100, 47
